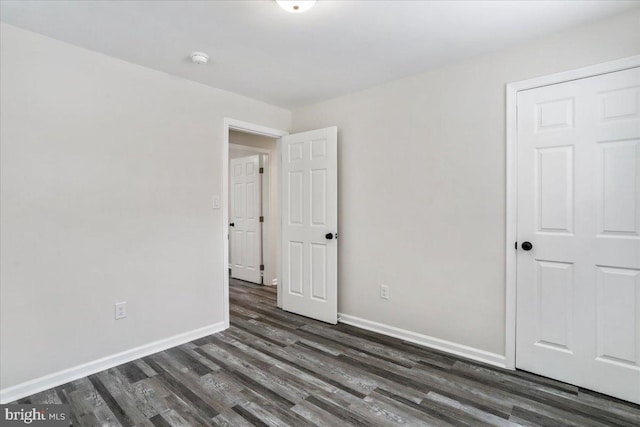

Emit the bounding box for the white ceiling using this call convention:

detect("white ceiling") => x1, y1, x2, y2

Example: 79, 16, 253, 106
1, 1, 637, 108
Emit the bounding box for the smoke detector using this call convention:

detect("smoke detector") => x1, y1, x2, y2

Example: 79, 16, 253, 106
276, 0, 316, 13
190, 52, 209, 65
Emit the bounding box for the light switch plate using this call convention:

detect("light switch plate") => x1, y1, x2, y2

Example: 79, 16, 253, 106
380, 284, 389, 300
115, 301, 127, 320
212, 195, 221, 209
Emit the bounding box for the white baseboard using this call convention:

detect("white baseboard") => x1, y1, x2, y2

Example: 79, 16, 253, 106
0, 321, 227, 404
338, 313, 506, 369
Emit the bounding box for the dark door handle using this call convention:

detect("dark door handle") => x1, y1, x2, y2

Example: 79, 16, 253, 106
229, 222, 235, 227
325, 233, 335, 240
521, 241, 533, 251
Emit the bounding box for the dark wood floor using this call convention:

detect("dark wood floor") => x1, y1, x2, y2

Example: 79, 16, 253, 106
14, 278, 640, 426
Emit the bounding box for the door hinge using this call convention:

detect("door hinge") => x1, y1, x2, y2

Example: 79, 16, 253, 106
514, 241, 517, 250
260, 264, 265, 271
259, 216, 264, 222
259, 167, 264, 174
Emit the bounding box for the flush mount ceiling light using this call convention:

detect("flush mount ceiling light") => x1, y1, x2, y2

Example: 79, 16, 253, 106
276, 0, 316, 13
190, 51, 209, 65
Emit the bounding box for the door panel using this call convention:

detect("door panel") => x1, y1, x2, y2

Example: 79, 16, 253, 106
596, 267, 639, 366
281, 127, 338, 324
289, 241, 304, 295
311, 243, 327, 301
535, 261, 574, 352
289, 171, 303, 224
516, 67, 640, 404
230, 155, 262, 284
536, 146, 574, 233
598, 140, 639, 235
311, 169, 327, 226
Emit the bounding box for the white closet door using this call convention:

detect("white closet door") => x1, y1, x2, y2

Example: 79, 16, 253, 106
516, 67, 640, 404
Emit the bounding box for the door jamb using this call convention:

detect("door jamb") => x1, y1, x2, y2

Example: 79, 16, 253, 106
223, 118, 288, 327
504, 55, 640, 370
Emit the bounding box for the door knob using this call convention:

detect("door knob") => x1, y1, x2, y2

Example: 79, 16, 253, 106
325, 233, 335, 240
229, 222, 235, 227
521, 241, 533, 251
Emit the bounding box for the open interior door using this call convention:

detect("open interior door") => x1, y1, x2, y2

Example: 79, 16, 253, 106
280, 127, 338, 324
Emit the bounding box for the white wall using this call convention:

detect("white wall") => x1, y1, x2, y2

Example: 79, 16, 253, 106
292, 10, 640, 357
229, 131, 280, 287
0, 23, 291, 391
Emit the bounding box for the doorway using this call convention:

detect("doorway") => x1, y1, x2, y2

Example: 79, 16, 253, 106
222, 119, 288, 325
222, 119, 340, 327
228, 131, 278, 285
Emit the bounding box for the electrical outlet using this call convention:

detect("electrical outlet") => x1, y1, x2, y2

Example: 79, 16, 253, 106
115, 301, 127, 320
380, 284, 389, 300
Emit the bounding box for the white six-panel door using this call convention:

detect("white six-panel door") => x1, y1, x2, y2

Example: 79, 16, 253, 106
281, 127, 338, 324
230, 155, 262, 284
516, 67, 640, 403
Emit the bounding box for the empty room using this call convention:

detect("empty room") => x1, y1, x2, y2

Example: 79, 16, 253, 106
1, 1, 640, 426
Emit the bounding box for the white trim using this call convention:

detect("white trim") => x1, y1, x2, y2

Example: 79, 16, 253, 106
260, 153, 269, 286
339, 313, 506, 368
277, 136, 283, 309
504, 55, 640, 371
223, 119, 288, 324
229, 143, 272, 155
0, 322, 226, 404
271, 278, 278, 287
226, 118, 288, 139
505, 83, 518, 370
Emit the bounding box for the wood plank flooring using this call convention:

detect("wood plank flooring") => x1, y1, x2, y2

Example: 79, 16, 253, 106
14, 278, 640, 426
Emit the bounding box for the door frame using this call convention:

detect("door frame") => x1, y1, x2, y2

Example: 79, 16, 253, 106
504, 55, 640, 370
223, 118, 288, 327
